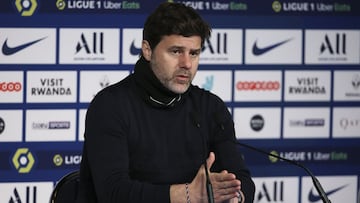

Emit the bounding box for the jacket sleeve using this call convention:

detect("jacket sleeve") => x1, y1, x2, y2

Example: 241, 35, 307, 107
81, 89, 170, 203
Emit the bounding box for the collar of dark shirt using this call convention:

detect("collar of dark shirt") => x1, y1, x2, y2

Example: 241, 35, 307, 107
133, 56, 189, 108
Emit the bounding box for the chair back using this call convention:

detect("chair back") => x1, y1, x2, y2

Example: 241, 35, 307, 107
49, 170, 80, 203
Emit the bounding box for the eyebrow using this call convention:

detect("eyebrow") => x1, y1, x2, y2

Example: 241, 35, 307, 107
169, 45, 201, 52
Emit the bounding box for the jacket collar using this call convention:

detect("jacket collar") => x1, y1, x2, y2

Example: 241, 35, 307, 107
133, 56, 188, 108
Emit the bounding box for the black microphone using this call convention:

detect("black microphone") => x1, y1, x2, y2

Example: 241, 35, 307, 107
191, 111, 215, 203
236, 141, 331, 203
213, 111, 331, 203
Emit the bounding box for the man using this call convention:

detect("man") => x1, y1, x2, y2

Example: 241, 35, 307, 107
76, 2, 255, 203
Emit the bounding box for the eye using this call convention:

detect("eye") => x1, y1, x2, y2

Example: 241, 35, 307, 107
169, 48, 182, 55
190, 50, 200, 58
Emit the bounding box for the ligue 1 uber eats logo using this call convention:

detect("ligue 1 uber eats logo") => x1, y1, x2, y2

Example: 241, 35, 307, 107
14, 0, 38, 16
12, 148, 35, 173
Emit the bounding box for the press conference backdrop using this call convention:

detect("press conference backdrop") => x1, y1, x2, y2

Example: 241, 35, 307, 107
0, 0, 359, 202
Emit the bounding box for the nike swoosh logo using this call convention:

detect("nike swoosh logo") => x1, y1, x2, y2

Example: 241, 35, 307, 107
308, 184, 347, 202
2, 37, 47, 56
252, 38, 292, 56
130, 40, 141, 56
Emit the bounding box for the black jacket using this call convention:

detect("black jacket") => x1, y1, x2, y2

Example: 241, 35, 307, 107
76, 57, 255, 203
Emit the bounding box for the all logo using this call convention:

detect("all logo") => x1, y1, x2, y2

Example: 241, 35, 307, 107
200, 29, 243, 64
253, 177, 299, 203
320, 33, 346, 55
76, 32, 104, 55
59, 28, 119, 64
256, 181, 284, 202
203, 32, 228, 54
305, 30, 360, 64
0, 182, 53, 203
8, 187, 37, 203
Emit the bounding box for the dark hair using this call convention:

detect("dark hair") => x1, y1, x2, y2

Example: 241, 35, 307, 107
143, 2, 211, 50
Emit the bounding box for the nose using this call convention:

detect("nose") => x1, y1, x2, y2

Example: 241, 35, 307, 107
179, 54, 192, 69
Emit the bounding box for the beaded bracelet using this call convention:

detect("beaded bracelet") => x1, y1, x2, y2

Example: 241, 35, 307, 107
238, 190, 245, 203
185, 183, 191, 203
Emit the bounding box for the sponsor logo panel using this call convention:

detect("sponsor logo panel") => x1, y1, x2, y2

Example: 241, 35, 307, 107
200, 29, 243, 64
267, 148, 351, 164
253, 176, 299, 203
78, 109, 87, 141
301, 175, 357, 203
271, 1, 353, 14
12, 148, 35, 173
305, 30, 360, 64
0, 71, 23, 103
0, 182, 53, 203
59, 28, 120, 64
14, 0, 38, 16
245, 29, 302, 64
55, 0, 141, 11
26, 71, 77, 103
284, 70, 331, 101
0, 28, 56, 64
52, 152, 82, 168
332, 107, 360, 138
0, 110, 23, 142
333, 71, 360, 101
122, 28, 142, 64
283, 107, 330, 139
192, 70, 232, 102
234, 107, 281, 139
79, 70, 129, 102
25, 109, 76, 142
234, 70, 282, 102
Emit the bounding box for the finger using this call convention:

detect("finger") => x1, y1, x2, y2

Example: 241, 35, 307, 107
206, 152, 215, 171
212, 172, 237, 182
214, 191, 240, 202
220, 170, 228, 174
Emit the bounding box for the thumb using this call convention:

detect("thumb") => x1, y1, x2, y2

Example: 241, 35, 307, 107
206, 152, 215, 171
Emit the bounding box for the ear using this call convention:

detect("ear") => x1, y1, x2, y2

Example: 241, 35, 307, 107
142, 40, 152, 61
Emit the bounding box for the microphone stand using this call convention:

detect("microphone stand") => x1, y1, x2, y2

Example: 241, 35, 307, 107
193, 111, 215, 203
237, 141, 331, 203
204, 161, 215, 203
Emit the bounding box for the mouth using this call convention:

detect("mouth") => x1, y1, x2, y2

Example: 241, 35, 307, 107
176, 74, 190, 84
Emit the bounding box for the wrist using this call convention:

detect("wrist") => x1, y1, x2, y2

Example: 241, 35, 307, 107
170, 184, 187, 203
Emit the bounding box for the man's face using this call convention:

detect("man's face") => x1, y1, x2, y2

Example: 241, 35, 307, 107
145, 35, 202, 94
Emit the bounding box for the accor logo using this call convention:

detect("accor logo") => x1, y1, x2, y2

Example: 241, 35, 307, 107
0, 82, 22, 92
236, 81, 280, 91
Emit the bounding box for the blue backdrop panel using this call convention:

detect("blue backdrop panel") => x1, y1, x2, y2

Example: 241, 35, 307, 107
0, 0, 359, 202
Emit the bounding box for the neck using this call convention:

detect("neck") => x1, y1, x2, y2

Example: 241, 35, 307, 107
134, 56, 185, 108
